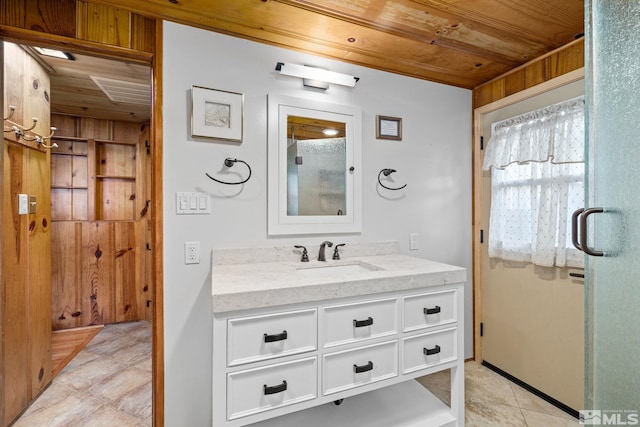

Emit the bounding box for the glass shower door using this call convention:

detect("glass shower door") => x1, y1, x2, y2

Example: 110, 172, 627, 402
584, 0, 640, 420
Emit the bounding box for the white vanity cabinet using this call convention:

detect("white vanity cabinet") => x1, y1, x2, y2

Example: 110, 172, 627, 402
212, 282, 465, 427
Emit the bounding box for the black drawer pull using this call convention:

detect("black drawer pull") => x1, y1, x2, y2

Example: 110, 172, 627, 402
423, 306, 441, 315
353, 361, 374, 373
353, 317, 373, 328
264, 330, 288, 343
570, 272, 585, 279
423, 345, 441, 356
263, 380, 287, 395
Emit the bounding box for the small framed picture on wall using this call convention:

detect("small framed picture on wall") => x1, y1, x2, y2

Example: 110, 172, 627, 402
191, 85, 244, 142
376, 115, 402, 141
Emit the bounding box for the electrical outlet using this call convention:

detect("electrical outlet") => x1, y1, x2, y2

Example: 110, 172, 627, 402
185, 241, 200, 264
409, 233, 419, 250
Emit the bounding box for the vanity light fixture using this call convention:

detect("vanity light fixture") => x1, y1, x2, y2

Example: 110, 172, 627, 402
322, 129, 339, 136
275, 62, 359, 89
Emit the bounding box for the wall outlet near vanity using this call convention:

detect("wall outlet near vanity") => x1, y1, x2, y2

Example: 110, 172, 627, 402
185, 241, 200, 264
410, 233, 419, 250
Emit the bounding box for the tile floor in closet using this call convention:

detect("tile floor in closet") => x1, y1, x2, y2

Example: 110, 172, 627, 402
14, 321, 579, 426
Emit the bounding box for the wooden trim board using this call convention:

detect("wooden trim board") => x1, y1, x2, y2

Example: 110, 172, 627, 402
51, 325, 104, 377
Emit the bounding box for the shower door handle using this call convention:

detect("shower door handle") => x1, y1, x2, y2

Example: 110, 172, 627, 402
578, 207, 605, 257
571, 208, 585, 251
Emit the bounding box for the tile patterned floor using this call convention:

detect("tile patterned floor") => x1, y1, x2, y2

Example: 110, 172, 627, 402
14, 321, 152, 427
15, 322, 579, 426
418, 361, 581, 427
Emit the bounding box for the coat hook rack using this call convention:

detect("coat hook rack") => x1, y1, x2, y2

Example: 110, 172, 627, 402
206, 158, 252, 185
22, 126, 58, 149
378, 168, 407, 191
4, 116, 39, 140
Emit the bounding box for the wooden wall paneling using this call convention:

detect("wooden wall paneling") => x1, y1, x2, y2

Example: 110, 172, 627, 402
3, 43, 25, 123
95, 177, 136, 220
26, 146, 52, 399
2, 142, 29, 426
79, 117, 112, 140
131, 14, 156, 53
50, 114, 77, 136
474, 38, 584, 108
51, 153, 72, 187
504, 69, 526, 98
51, 222, 83, 330
0, 0, 77, 38
22, 40, 51, 136
81, 221, 115, 325
113, 221, 138, 322
76, 1, 131, 48
87, 137, 96, 221
50, 189, 72, 221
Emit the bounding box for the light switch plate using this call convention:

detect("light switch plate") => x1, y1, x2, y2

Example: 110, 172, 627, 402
176, 192, 210, 215
18, 194, 29, 215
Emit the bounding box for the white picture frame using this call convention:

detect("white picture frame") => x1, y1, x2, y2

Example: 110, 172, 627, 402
191, 85, 243, 142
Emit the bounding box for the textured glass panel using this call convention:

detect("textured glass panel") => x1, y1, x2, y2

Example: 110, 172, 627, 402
288, 138, 346, 216
585, 0, 640, 413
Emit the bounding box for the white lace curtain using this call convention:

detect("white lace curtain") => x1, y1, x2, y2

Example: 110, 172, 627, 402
483, 97, 585, 268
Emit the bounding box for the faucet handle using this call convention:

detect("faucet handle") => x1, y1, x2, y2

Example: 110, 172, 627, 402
333, 243, 346, 260
294, 245, 309, 262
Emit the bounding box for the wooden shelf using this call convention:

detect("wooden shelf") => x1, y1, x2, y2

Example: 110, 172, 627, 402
95, 175, 136, 180
51, 152, 88, 157
95, 138, 137, 146
51, 136, 89, 142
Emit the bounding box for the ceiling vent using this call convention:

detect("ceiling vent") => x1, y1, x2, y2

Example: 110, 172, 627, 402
90, 76, 151, 106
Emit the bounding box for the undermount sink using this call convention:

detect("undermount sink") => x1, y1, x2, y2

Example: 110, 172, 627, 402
296, 262, 380, 278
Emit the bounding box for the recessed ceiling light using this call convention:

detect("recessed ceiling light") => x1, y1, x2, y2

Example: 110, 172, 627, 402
33, 47, 75, 60
323, 129, 339, 136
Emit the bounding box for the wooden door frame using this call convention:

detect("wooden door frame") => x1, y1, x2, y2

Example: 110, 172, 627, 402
0, 26, 165, 426
472, 68, 585, 362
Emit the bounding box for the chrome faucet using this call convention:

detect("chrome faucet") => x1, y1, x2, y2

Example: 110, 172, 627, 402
318, 241, 333, 261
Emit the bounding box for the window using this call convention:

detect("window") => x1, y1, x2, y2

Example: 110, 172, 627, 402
483, 97, 585, 268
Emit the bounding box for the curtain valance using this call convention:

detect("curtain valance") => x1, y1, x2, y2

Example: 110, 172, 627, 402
483, 97, 585, 170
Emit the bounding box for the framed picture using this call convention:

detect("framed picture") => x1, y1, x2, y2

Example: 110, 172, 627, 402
376, 115, 402, 141
191, 86, 244, 142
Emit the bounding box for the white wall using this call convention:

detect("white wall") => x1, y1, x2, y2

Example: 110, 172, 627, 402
163, 21, 472, 426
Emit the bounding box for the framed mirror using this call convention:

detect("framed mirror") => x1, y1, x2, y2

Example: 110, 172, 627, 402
268, 95, 362, 235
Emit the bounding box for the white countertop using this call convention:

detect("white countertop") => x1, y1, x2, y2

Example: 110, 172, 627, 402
211, 252, 466, 313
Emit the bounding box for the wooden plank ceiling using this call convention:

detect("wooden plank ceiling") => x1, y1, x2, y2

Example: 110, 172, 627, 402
92, 0, 584, 89
28, 49, 151, 122
15, 0, 584, 122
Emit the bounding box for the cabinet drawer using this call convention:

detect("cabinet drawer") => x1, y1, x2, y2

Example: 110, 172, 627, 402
227, 357, 317, 421
322, 340, 398, 395
227, 309, 317, 366
402, 327, 457, 374
321, 298, 397, 348
403, 289, 457, 332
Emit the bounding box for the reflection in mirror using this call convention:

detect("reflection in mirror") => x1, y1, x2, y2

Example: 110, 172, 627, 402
287, 116, 347, 216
